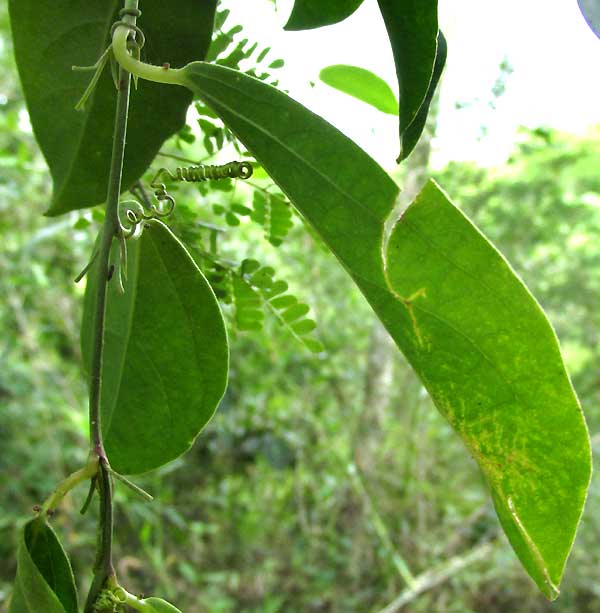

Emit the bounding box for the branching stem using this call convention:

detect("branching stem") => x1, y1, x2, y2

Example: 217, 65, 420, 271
40, 454, 99, 515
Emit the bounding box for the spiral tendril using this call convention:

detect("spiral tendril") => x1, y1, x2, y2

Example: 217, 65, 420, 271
137, 161, 254, 235
155, 161, 254, 184
118, 197, 174, 240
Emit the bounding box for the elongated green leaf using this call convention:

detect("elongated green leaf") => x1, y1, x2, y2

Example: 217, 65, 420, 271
8, 1, 216, 216
376, 0, 443, 161
10, 518, 78, 613
182, 63, 591, 596
81, 221, 229, 474
285, 0, 364, 30
385, 182, 591, 598
398, 31, 447, 162
578, 0, 600, 38
319, 65, 398, 115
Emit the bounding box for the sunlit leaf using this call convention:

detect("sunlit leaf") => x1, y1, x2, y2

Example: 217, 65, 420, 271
10, 518, 78, 613
81, 221, 229, 474
319, 65, 398, 115
8, 1, 216, 215
385, 182, 591, 598
182, 63, 591, 596
284, 0, 364, 30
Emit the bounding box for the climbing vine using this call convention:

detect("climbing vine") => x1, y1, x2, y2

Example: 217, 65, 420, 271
6, 1, 593, 610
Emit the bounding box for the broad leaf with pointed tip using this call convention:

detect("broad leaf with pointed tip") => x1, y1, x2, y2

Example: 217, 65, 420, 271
376, 0, 444, 161
284, 0, 364, 30
10, 518, 78, 613
8, 0, 216, 216
81, 221, 229, 474
319, 65, 398, 115
181, 62, 591, 596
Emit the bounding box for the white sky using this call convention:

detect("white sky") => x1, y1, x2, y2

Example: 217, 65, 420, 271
223, 0, 600, 170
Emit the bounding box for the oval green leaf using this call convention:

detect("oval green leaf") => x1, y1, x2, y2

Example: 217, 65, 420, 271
284, 0, 365, 30
81, 221, 229, 474
10, 518, 78, 613
182, 63, 591, 596
319, 65, 398, 115
8, 1, 216, 216
385, 182, 591, 598
376, 0, 443, 161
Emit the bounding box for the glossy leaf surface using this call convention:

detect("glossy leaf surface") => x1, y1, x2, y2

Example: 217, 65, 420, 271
183, 63, 591, 596
8, 0, 216, 215
81, 221, 228, 474
10, 518, 78, 613
319, 65, 398, 115
376, 0, 442, 161
578, 0, 600, 38
285, 0, 364, 30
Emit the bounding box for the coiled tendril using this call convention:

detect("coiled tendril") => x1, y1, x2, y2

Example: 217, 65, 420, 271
156, 161, 254, 184
119, 161, 253, 239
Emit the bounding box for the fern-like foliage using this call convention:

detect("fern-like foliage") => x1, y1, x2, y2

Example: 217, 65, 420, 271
251, 190, 294, 246
209, 188, 294, 247
206, 9, 284, 85
195, 8, 285, 156
237, 259, 324, 353
231, 272, 264, 332
167, 202, 322, 353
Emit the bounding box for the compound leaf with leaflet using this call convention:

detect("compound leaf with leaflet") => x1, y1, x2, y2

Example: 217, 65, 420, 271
319, 64, 398, 115
237, 259, 324, 353
251, 191, 294, 246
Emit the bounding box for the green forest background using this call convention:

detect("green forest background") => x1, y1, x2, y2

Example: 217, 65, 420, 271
1, 4, 600, 612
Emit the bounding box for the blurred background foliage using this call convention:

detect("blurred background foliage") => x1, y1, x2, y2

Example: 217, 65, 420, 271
1, 3, 600, 612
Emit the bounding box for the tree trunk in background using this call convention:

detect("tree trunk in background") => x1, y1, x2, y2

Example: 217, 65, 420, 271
355, 96, 439, 473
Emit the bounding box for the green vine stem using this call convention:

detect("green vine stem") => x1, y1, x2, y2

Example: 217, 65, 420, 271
84, 2, 139, 610
39, 454, 99, 516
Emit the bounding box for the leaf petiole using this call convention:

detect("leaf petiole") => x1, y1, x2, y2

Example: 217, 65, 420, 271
40, 454, 99, 515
